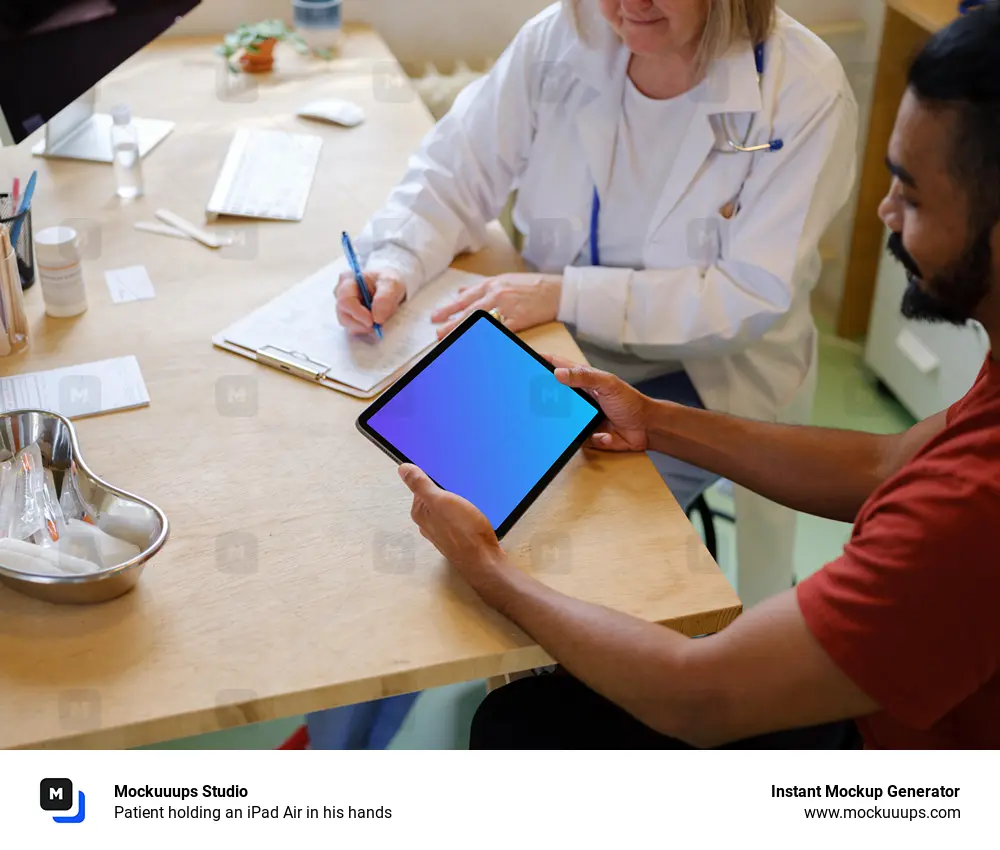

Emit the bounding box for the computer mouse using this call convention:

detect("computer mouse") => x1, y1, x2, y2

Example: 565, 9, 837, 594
297, 99, 366, 128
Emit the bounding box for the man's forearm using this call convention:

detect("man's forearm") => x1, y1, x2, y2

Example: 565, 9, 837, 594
483, 567, 713, 744
645, 403, 891, 523
479, 560, 877, 747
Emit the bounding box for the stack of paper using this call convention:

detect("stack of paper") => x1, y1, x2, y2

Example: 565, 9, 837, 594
0, 356, 150, 419
214, 258, 487, 398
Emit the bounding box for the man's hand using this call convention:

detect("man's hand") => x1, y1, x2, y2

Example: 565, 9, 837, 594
545, 355, 652, 452
398, 464, 509, 597
431, 273, 562, 339
335, 269, 407, 335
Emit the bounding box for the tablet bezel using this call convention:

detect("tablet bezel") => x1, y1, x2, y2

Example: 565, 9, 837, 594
356, 309, 603, 540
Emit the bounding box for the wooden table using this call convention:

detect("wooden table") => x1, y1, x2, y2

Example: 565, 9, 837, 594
837, 0, 960, 339
0, 26, 740, 750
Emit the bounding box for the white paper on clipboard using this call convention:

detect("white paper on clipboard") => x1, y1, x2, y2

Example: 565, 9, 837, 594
213, 258, 487, 397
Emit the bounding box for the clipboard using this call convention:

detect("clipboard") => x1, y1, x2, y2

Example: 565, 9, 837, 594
257, 345, 331, 380
212, 259, 487, 400
211, 337, 414, 399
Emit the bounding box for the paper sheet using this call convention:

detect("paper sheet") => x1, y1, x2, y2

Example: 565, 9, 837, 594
217, 258, 486, 394
0, 356, 150, 419
105, 266, 156, 303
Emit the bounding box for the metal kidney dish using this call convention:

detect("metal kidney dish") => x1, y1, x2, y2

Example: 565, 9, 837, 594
0, 410, 168, 604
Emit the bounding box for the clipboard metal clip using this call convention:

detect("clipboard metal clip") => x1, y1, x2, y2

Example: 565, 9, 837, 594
256, 345, 331, 381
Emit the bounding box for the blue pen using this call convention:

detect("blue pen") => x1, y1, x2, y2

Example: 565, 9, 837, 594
9, 171, 37, 248
341, 231, 382, 340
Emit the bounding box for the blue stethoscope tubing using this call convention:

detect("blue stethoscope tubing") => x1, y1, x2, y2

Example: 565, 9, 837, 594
590, 41, 782, 267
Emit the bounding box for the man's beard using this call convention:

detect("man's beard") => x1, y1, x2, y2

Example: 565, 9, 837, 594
887, 230, 992, 325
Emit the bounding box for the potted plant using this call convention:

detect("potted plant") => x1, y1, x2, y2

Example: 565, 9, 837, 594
215, 20, 310, 73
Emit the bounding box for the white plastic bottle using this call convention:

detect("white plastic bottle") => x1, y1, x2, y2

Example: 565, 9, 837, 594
34, 226, 88, 317
110, 104, 145, 199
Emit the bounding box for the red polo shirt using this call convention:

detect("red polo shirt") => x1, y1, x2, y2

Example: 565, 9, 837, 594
798, 354, 1000, 748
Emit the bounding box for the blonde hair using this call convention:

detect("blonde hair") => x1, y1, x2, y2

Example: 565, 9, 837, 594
565, 0, 775, 75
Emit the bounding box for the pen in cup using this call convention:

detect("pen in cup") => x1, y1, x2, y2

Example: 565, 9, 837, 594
10, 171, 37, 248
341, 231, 382, 340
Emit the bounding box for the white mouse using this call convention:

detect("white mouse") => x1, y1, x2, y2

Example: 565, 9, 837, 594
297, 99, 366, 128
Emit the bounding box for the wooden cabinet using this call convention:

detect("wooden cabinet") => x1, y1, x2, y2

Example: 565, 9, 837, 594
864, 227, 987, 420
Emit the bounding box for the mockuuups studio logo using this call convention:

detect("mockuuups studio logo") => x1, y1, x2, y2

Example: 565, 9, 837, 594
372, 61, 415, 103
58, 375, 101, 419
40, 778, 86, 823
215, 375, 258, 417
529, 374, 571, 418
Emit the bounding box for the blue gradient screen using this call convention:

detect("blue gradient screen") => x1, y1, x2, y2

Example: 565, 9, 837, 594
365, 317, 599, 531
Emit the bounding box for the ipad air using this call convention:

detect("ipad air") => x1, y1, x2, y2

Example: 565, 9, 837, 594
357, 310, 603, 539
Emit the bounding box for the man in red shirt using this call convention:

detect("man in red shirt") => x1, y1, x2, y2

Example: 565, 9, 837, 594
393, 2, 1000, 748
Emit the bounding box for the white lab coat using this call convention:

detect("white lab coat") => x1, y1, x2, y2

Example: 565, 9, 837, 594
357, 2, 859, 607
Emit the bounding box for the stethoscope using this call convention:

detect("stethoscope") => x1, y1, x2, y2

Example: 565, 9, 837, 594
590, 40, 784, 267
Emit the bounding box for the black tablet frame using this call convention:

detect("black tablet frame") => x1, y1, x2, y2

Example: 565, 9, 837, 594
356, 310, 603, 540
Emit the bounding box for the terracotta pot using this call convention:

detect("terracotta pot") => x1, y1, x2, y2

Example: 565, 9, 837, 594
240, 37, 277, 73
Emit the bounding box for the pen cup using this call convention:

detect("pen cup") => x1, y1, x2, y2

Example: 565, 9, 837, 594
0, 193, 35, 291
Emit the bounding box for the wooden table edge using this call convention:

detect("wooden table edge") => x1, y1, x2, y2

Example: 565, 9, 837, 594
10, 602, 742, 750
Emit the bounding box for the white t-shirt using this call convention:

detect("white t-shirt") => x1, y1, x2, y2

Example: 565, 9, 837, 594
575, 76, 696, 270
571, 76, 695, 385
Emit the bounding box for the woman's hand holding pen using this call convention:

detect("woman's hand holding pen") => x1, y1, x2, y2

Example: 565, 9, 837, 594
335, 269, 407, 336
336, 269, 562, 340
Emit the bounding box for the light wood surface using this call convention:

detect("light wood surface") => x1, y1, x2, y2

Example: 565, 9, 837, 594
0, 27, 740, 750
889, 0, 962, 31
838, 0, 958, 339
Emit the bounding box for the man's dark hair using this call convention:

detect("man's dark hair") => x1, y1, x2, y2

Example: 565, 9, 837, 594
908, 1, 1000, 228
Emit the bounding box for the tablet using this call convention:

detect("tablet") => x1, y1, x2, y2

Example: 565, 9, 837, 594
357, 310, 603, 539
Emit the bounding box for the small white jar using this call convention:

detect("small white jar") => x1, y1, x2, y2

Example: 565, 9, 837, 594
34, 226, 88, 317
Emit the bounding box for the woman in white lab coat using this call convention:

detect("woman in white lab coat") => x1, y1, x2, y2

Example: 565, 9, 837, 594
312, 0, 858, 749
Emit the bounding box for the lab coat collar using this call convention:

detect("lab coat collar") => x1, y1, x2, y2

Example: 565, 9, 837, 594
563, 15, 765, 231
643, 42, 764, 231
566, 41, 629, 201
559, 6, 624, 91
561, 17, 763, 117
699, 39, 763, 116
